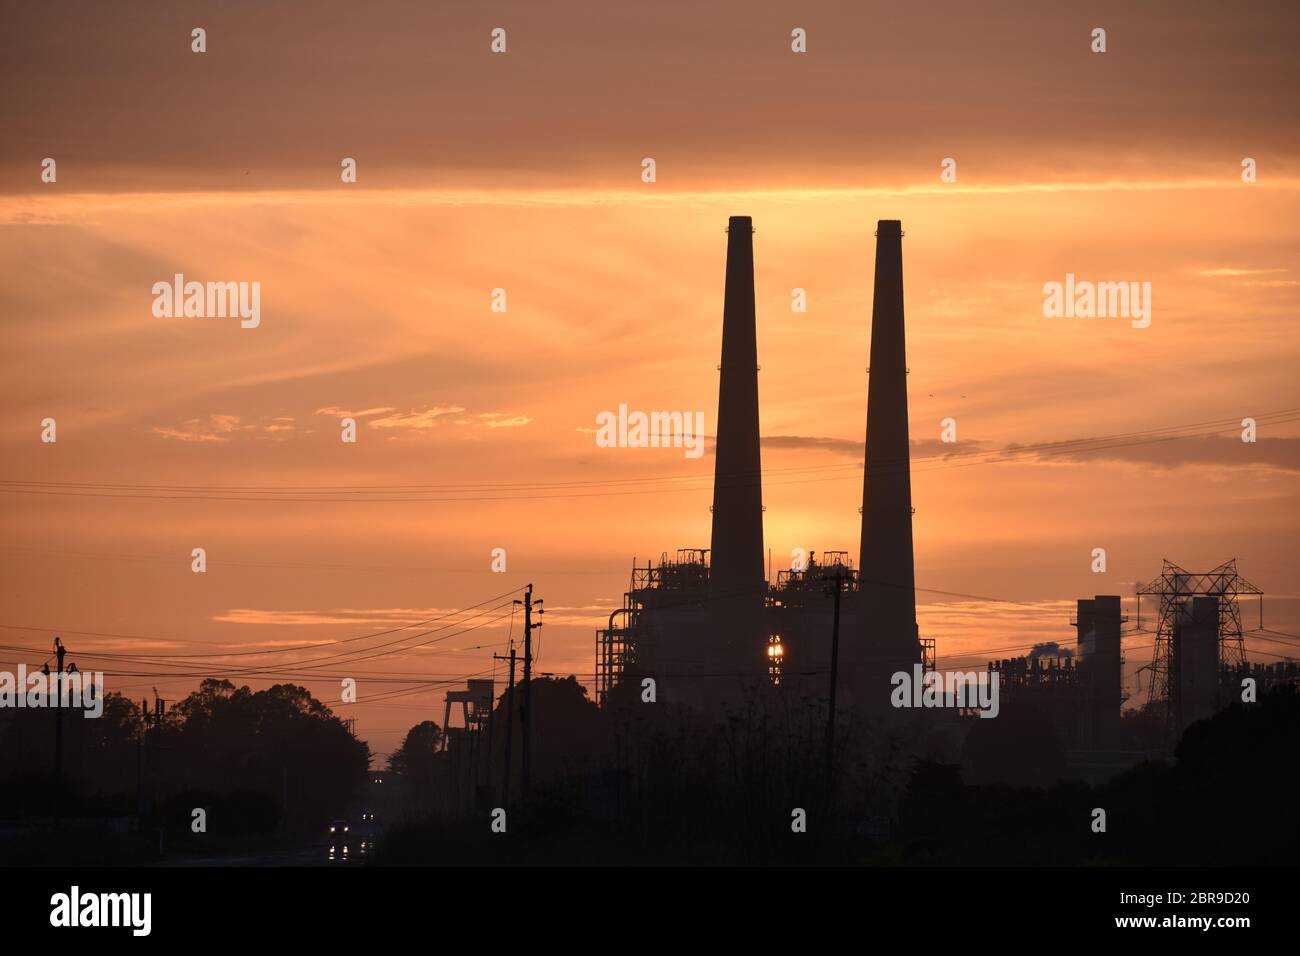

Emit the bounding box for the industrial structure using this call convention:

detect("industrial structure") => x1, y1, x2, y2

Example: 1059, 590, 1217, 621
853, 219, 924, 710
441, 679, 495, 752
989, 560, 1279, 756
596, 217, 924, 718
706, 217, 767, 704
439, 678, 495, 815
985, 595, 1129, 756
593, 217, 1294, 762
1137, 559, 1263, 731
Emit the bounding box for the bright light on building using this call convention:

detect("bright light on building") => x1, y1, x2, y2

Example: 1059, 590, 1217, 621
767, 635, 784, 685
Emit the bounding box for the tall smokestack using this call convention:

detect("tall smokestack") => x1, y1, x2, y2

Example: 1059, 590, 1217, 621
855, 220, 920, 707
1077, 595, 1123, 749
1174, 595, 1219, 730
708, 215, 765, 688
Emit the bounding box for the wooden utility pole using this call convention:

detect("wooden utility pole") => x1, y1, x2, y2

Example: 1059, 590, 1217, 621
137, 697, 149, 817
516, 585, 543, 798
53, 637, 66, 787
137, 692, 165, 822
522, 586, 533, 795
47, 636, 77, 823
493, 647, 517, 805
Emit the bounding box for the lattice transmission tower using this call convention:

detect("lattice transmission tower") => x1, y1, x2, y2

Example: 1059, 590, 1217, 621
1137, 559, 1263, 715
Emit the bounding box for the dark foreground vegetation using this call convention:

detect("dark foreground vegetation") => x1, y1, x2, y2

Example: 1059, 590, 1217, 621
373, 682, 1300, 866
3, 673, 1295, 866
0, 679, 368, 865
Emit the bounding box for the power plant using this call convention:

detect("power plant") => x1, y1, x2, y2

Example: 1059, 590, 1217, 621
594, 216, 1290, 774
596, 217, 925, 719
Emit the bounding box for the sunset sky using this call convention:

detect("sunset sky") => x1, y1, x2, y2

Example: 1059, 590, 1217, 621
2, 0, 1297, 760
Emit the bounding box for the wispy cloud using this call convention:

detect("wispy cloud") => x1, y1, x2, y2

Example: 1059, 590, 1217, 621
322, 405, 537, 436
368, 406, 466, 430
152, 421, 228, 443
1035, 436, 1300, 473
481, 413, 533, 429
761, 432, 1300, 474
762, 435, 994, 460
315, 406, 398, 418
152, 414, 296, 443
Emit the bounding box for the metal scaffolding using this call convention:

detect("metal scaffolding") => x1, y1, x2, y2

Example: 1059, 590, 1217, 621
595, 549, 711, 706
770, 550, 856, 599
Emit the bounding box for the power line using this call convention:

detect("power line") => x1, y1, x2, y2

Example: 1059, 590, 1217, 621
41, 605, 516, 682
0, 585, 522, 660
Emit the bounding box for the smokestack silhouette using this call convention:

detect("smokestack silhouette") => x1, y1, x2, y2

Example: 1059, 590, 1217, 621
708, 216, 765, 686
855, 220, 920, 705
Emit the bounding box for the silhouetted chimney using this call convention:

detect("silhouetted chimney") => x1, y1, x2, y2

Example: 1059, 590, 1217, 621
1077, 595, 1123, 749
854, 220, 921, 707
1174, 595, 1219, 730
708, 216, 766, 687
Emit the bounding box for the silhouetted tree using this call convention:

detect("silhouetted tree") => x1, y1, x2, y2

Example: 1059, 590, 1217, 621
482, 675, 604, 786
1164, 685, 1300, 863
388, 720, 443, 803
390, 720, 443, 775
153, 679, 369, 828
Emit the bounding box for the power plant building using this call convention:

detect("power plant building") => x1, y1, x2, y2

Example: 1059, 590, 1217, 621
596, 217, 923, 717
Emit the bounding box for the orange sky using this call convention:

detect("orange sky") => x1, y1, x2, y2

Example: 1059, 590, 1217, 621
1, 1, 1297, 760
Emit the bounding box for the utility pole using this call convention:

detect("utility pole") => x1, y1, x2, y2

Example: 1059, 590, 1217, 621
53, 637, 66, 785
514, 585, 543, 798
823, 571, 845, 805
45, 636, 77, 821
137, 691, 165, 822
483, 676, 496, 795
522, 585, 533, 797
493, 647, 517, 805
137, 697, 149, 818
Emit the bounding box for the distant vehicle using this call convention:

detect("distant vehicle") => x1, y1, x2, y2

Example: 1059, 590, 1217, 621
327, 819, 353, 863
359, 811, 376, 824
